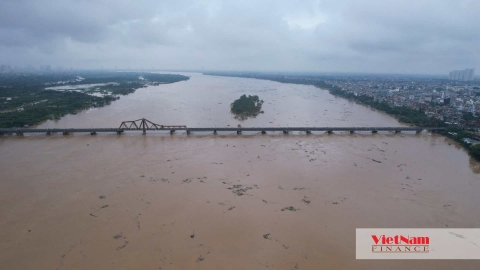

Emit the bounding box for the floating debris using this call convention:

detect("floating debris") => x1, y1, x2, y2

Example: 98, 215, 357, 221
281, 206, 297, 211
228, 184, 253, 196
116, 241, 129, 250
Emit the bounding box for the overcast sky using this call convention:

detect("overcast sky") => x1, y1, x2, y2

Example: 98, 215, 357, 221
0, 0, 479, 74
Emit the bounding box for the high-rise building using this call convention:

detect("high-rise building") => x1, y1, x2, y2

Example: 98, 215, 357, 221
449, 68, 475, 81
444, 97, 451, 106
0, 65, 12, 73
40, 65, 51, 72
466, 68, 475, 81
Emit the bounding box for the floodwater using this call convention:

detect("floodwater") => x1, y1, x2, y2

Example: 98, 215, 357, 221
1, 73, 480, 269
37, 73, 399, 128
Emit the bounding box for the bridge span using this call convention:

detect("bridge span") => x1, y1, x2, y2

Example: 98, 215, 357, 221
0, 118, 446, 136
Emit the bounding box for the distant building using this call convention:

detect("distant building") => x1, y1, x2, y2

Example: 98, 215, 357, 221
463, 138, 480, 145
444, 97, 451, 105
449, 68, 475, 81
0, 64, 12, 73
40, 65, 51, 72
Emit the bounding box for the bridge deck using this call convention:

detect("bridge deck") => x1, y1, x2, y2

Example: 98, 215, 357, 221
0, 127, 446, 134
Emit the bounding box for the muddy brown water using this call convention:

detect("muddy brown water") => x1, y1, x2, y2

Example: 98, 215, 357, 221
1, 73, 480, 269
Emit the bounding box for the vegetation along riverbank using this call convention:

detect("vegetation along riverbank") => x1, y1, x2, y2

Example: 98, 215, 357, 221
0, 71, 189, 128
206, 72, 480, 161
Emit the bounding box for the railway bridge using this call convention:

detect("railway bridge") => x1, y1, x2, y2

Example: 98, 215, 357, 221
0, 118, 446, 136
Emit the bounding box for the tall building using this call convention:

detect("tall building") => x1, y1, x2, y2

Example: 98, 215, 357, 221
0, 65, 12, 73
449, 68, 475, 81
40, 65, 51, 72
466, 68, 475, 81
444, 97, 451, 106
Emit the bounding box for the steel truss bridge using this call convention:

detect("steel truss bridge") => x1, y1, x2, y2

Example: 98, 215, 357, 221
0, 118, 446, 136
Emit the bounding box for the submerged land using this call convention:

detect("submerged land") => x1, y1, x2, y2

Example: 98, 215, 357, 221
0, 72, 189, 128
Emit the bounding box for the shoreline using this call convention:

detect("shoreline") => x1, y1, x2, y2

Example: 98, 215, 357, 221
203, 73, 480, 161
1, 74, 189, 129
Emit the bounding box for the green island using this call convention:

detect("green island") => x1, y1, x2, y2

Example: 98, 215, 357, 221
230, 94, 264, 120
207, 72, 480, 161
0, 71, 189, 128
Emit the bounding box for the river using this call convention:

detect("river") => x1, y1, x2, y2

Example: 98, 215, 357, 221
1, 73, 480, 269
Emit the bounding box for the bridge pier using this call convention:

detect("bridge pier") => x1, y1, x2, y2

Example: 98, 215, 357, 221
261, 130, 266, 134
213, 130, 217, 134
395, 130, 401, 133
91, 132, 97, 135
237, 130, 242, 134
142, 130, 146, 134
372, 130, 378, 134
283, 130, 288, 134
117, 130, 123, 135
327, 130, 333, 134
416, 130, 422, 134
16, 132, 23, 136
187, 130, 191, 135
170, 130, 175, 134
63, 131, 69, 135
306, 130, 311, 134
46, 131, 51, 135
350, 130, 355, 134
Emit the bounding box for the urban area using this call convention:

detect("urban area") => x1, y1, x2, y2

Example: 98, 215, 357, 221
327, 68, 478, 127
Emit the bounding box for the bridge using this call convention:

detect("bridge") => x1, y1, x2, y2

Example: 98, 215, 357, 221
0, 118, 446, 136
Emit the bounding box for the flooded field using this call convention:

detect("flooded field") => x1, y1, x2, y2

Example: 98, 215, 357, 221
1, 73, 480, 269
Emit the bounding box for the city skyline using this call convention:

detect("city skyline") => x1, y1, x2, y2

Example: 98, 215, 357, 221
449, 68, 476, 81
1, 63, 478, 78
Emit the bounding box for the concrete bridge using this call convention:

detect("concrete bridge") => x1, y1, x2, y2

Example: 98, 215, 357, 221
0, 118, 446, 136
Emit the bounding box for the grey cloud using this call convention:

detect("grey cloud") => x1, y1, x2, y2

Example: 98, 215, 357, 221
0, 0, 478, 74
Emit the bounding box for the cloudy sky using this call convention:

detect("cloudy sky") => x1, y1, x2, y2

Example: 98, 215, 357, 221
0, 0, 479, 74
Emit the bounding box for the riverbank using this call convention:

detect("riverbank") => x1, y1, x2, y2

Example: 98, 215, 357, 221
0, 72, 189, 128
204, 72, 480, 161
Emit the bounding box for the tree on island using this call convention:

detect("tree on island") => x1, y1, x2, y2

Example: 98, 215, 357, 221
230, 94, 264, 120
